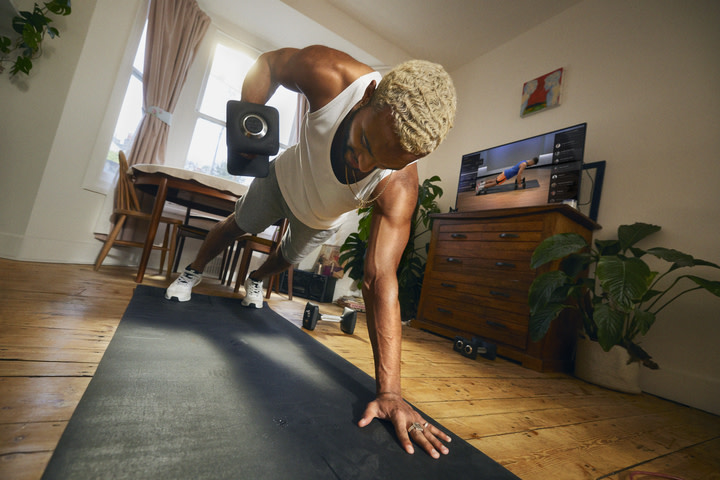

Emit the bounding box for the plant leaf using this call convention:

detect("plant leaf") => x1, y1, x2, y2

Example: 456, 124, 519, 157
618, 222, 660, 252
597, 256, 654, 311
645, 247, 694, 267
594, 239, 621, 256
530, 233, 587, 269
528, 270, 571, 314
45, 0, 72, 16
529, 303, 568, 342
684, 276, 720, 297
11, 55, 32, 75
594, 303, 625, 351
560, 252, 593, 278
634, 310, 656, 336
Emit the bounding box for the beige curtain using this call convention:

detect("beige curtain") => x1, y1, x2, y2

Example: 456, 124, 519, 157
128, 0, 211, 166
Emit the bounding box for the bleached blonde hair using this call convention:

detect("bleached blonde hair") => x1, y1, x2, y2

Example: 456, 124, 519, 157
371, 59, 457, 156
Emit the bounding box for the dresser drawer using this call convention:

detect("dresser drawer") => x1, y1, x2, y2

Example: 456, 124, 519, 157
437, 220, 544, 244
423, 274, 530, 316
429, 253, 537, 283
421, 295, 528, 350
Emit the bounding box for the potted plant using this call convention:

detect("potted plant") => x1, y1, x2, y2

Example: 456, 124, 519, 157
339, 175, 443, 322
528, 222, 720, 391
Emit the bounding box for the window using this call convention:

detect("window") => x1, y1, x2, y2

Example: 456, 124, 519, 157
185, 42, 299, 186
104, 26, 147, 177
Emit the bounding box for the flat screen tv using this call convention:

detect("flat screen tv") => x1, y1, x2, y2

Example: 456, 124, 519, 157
454, 123, 587, 213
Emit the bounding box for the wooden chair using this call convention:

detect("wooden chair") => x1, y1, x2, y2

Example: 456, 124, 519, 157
94, 152, 183, 278
171, 210, 237, 282
232, 218, 293, 299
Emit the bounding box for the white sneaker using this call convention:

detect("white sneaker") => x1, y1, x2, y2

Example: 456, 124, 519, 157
241, 273, 264, 309
165, 265, 202, 302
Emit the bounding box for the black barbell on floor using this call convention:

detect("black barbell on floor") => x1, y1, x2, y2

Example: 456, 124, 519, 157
302, 302, 357, 335
453, 336, 497, 361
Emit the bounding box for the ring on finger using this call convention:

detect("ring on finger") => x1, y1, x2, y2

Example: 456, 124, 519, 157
407, 422, 424, 434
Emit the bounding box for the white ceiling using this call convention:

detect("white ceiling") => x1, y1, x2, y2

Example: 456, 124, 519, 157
198, 0, 582, 71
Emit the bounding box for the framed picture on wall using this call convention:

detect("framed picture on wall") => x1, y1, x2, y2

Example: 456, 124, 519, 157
521, 68, 563, 117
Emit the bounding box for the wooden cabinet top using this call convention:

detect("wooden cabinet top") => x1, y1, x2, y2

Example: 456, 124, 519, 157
433, 205, 601, 232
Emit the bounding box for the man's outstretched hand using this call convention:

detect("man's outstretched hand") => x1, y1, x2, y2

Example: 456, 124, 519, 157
358, 392, 451, 459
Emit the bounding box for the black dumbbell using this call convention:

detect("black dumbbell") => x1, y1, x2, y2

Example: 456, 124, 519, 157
302, 302, 356, 335
226, 100, 279, 177
453, 336, 497, 360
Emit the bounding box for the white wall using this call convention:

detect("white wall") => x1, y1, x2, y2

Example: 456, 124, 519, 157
418, 0, 720, 414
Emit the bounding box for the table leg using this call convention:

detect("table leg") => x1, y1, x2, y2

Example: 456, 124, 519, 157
136, 177, 169, 283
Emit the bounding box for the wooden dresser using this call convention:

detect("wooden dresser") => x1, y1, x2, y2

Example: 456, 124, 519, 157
413, 205, 599, 372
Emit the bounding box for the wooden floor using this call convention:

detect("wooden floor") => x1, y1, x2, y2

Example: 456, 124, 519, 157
1, 259, 719, 480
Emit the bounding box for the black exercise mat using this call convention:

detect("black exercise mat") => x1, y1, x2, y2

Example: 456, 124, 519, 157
42, 286, 519, 480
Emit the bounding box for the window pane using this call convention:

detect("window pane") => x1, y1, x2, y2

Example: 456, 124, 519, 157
132, 26, 147, 73
267, 86, 299, 147
109, 74, 143, 156
199, 43, 255, 120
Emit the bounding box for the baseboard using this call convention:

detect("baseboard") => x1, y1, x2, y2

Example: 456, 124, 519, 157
0, 232, 23, 260
640, 366, 720, 415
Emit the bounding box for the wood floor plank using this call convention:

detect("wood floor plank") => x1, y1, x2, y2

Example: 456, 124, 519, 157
0, 377, 90, 424
0, 422, 67, 456
0, 361, 97, 377
0, 450, 53, 480
602, 437, 720, 480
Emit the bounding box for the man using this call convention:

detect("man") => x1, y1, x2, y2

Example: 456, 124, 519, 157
166, 45, 457, 458
475, 156, 539, 194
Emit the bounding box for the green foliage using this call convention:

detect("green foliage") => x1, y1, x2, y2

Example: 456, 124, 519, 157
528, 222, 720, 369
339, 176, 443, 322
1, 1, 72, 76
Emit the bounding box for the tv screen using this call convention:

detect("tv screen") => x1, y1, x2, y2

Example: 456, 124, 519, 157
455, 123, 587, 212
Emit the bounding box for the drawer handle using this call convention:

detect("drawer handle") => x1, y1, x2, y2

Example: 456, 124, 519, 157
441, 282, 457, 288
451, 233, 467, 239
495, 262, 516, 268
446, 257, 463, 264
437, 307, 452, 314
490, 290, 510, 298
499, 233, 519, 238
486, 320, 508, 330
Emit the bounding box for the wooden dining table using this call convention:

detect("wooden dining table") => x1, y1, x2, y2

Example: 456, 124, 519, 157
130, 164, 248, 283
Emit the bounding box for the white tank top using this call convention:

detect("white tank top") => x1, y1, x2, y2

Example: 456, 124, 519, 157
275, 72, 390, 230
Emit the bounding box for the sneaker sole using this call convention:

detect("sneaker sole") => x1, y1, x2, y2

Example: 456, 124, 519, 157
241, 300, 263, 309
165, 293, 191, 302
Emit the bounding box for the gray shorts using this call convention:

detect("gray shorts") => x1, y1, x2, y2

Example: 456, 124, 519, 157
234, 161, 339, 265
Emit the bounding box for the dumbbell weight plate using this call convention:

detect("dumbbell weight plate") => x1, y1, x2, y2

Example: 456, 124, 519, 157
340, 308, 356, 335
226, 100, 280, 177
302, 303, 320, 331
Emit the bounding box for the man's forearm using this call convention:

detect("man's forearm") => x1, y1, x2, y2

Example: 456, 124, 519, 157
363, 275, 404, 396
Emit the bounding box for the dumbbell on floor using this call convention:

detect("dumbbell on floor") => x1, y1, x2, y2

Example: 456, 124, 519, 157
453, 336, 497, 360
302, 302, 357, 335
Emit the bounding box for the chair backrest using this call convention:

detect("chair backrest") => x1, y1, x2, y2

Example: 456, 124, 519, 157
116, 151, 142, 212
271, 218, 289, 246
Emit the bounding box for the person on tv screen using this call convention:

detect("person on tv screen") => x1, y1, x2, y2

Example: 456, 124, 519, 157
164, 45, 457, 458
475, 156, 539, 194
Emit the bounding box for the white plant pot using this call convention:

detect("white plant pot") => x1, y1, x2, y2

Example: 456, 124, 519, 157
574, 336, 641, 394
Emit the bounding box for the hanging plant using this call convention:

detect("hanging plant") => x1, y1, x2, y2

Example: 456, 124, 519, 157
0, 0, 72, 76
